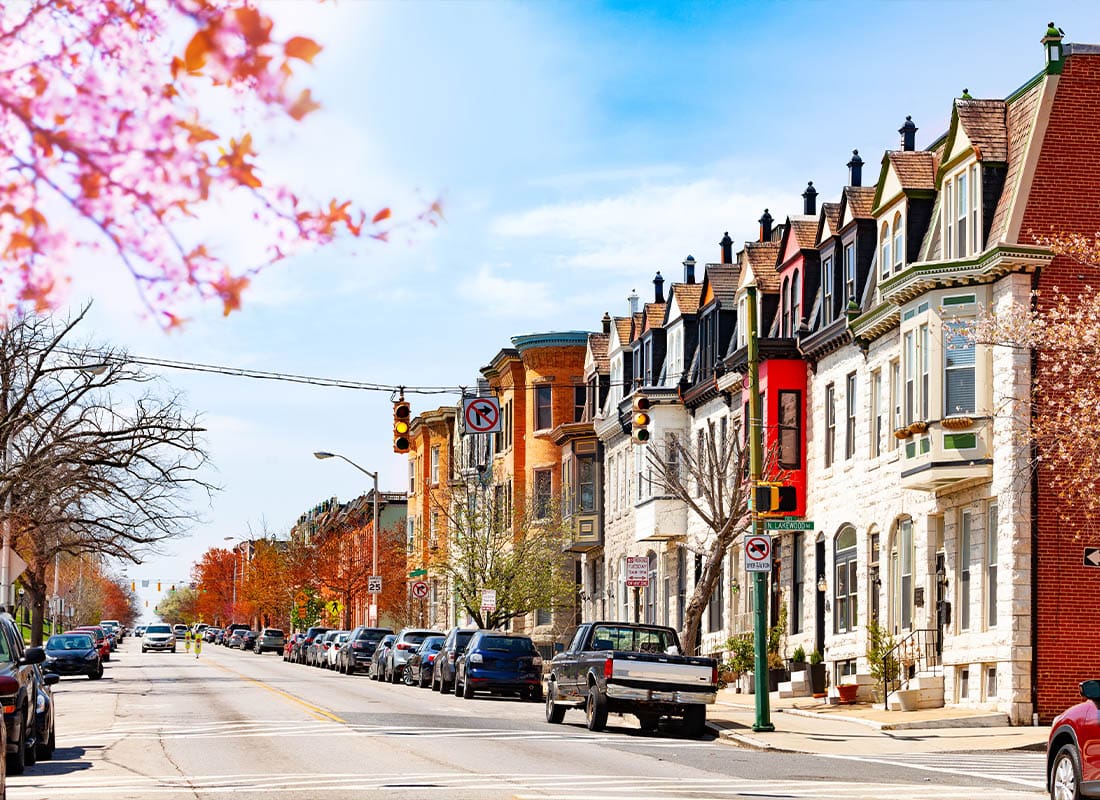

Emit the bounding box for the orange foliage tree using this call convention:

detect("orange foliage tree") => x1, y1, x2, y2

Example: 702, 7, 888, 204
0, 2, 439, 324
193, 547, 236, 626
239, 539, 290, 630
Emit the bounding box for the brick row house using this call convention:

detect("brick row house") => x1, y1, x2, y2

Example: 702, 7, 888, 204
398, 31, 1098, 723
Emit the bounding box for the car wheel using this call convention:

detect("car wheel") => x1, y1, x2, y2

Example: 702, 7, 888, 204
23, 712, 36, 767
346, 662, 354, 676
6, 713, 26, 775
585, 687, 607, 732
170, 647, 176, 653
1051, 743, 1082, 800
682, 705, 707, 738
545, 680, 565, 724
35, 719, 55, 761
141, 647, 147, 653
462, 675, 475, 699
90, 664, 103, 680
419, 671, 429, 689
529, 685, 544, 703
403, 667, 415, 686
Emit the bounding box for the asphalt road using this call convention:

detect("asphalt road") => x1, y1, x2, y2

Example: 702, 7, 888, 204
6, 638, 1046, 799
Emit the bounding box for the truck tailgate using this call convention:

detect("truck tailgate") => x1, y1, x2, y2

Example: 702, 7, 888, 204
609, 652, 713, 687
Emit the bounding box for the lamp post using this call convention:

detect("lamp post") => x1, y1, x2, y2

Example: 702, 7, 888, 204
314, 451, 380, 627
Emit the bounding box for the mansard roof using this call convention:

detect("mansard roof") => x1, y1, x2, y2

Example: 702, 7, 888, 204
641, 302, 667, 333
784, 215, 820, 255
587, 332, 609, 374
840, 186, 877, 222
955, 98, 1008, 162
700, 263, 740, 308
668, 282, 703, 317
746, 241, 782, 292
818, 202, 841, 244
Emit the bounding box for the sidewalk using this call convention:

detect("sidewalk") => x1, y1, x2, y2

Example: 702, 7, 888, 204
706, 688, 1050, 755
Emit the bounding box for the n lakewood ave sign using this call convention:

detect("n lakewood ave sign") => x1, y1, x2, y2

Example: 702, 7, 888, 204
764, 520, 815, 531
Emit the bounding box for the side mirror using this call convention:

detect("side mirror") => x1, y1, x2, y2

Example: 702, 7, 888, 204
20, 647, 45, 666
553, 642, 564, 654
1081, 680, 1100, 701
43, 673, 60, 686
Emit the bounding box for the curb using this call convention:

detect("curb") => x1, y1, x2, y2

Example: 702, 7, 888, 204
777, 706, 1012, 731
707, 722, 794, 753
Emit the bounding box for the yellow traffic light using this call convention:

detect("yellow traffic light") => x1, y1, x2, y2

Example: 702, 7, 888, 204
631, 394, 651, 444
393, 400, 411, 453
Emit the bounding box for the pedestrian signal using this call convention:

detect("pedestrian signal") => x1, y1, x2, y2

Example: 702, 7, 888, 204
754, 483, 798, 515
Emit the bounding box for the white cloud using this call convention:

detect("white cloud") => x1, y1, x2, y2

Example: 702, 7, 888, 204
457, 264, 564, 320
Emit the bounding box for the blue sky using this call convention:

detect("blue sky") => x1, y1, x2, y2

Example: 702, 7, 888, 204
64, 1, 1100, 618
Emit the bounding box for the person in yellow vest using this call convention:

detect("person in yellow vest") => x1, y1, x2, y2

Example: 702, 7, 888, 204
193, 629, 203, 659
184, 628, 191, 653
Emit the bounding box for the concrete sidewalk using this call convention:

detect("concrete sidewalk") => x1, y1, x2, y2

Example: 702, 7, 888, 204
707, 688, 1050, 754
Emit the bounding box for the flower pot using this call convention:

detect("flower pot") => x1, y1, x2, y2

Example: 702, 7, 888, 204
941, 415, 974, 430
768, 667, 788, 693
893, 427, 911, 440
895, 688, 921, 711
836, 683, 859, 704
809, 663, 827, 694
907, 420, 929, 434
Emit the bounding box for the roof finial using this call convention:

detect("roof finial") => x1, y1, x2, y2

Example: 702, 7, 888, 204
961, 87, 972, 100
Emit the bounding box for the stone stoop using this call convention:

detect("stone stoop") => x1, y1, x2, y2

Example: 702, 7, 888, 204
777, 669, 812, 698
886, 673, 945, 711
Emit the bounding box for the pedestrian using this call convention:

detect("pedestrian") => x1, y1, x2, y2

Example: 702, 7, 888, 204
194, 632, 203, 659
184, 628, 191, 653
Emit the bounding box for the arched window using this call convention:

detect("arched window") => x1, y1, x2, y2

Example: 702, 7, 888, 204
880, 222, 891, 280
781, 277, 791, 337
791, 271, 801, 335
893, 211, 904, 271
645, 550, 658, 623
833, 525, 857, 633
889, 518, 915, 631
619, 557, 629, 622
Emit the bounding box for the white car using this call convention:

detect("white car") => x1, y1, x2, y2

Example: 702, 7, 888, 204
326, 633, 349, 669
142, 624, 176, 653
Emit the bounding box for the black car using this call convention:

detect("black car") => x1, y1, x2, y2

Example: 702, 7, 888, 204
340, 627, 393, 675
454, 632, 543, 701
295, 626, 329, 664
238, 630, 258, 650
405, 636, 444, 688
43, 633, 102, 679
31, 665, 57, 762
0, 613, 46, 775
433, 627, 477, 694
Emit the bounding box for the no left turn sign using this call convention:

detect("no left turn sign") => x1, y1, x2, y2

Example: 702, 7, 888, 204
745, 534, 773, 572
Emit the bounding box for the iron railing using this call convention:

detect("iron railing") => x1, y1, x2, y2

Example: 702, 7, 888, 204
882, 628, 941, 706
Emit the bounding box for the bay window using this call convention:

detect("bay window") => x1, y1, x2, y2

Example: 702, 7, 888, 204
944, 320, 976, 414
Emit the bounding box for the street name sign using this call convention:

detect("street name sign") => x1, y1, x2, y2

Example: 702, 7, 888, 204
764, 520, 815, 531
367, 576, 382, 594
463, 397, 502, 434
745, 534, 773, 572
625, 555, 650, 587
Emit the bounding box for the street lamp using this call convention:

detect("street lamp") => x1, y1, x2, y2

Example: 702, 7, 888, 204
314, 451, 380, 627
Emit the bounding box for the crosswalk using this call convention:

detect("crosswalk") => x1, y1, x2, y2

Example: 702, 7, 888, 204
820, 751, 1047, 791
7, 770, 1045, 799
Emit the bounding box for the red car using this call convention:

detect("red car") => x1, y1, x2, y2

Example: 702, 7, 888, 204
70, 627, 110, 662
1048, 679, 1100, 799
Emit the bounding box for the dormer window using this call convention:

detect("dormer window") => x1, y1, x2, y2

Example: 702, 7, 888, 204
879, 222, 891, 280
893, 211, 904, 271
791, 272, 801, 335
843, 243, 856, 304
822, 255, 834, 324
782, 277, 791, 336
944, 163, 981, 258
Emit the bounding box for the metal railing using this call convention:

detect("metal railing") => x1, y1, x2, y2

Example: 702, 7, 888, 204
883, 628, 941, 706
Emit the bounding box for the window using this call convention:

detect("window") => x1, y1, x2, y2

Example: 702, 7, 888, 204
791, 272, 801, 334
791, 532, 804, 634
880, 222, 891, 280
986, 665, 997, 699
822, 257, 834, 324
959, 509, 971, 631
871, 369, 883, 458
696, 429, 706, 496
824, 384, 835, 468
536, 608, 553, 626
577, 455, 595, 513
960, 668, 970, 700
893, 212, 904, 271
664, 433, 680, 490
782, 277, 791, 337
535, 386, 552, 430
944, 179, 954, 258
970, 164, 981, 253
844, 243, 856, 305
533, 469, 552, 519
987, 501, 998, 628
869, 530, 881, 623
574, 386, 586, 422
891, 518, 914, 631
834, 526, 857, 633
956, 170, 968, 257
777, 390, 801, 469
944, 321, 976, 414
408, 459, 416, 494
920, 323, 930, 420
737, 296, 747, 349
706, 557, 724, 632
430, 446, 440, 485
903, 323, 930, 423
845, 372, 857, 460
889, 359, 901, 449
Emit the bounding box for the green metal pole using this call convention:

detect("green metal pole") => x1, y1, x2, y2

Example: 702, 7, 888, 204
746, 286, 774, 732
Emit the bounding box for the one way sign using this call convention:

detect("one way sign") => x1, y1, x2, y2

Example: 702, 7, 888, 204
1085, 548, 1100, 568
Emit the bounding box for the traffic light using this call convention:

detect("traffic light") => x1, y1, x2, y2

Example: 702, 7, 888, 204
157, 582, 161, 591
631, 394, 651, 444
131, 581, 136, 592
754, 482, 797, 515
393, 399, 411, 453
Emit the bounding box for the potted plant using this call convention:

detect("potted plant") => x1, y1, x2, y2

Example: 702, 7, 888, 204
941, 414, 974, 430
809, 649, 827, 695
722, 634, 754, 693
766, 606, 789, 692
907, 420, 929, 434
836, 682, 859, 704
789, 644, 808, 671
893, 426, 911, 440
866, 620, 900, 704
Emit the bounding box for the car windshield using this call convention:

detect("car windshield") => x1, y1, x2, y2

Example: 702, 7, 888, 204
589, 625, 675, 653
456, 631, 475, 648
357, 631, 387, 641
146, 625, 171, 634
478, 636, 536, 654
48, 634, 93, 650
263, 629, 283, 637
404, 633, 436, 645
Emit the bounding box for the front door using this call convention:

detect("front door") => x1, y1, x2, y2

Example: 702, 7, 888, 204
815, 538, 826, 655
935, 552, 948, 660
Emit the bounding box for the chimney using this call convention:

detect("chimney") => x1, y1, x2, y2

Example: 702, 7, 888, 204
653, 271, 665, 303
802, 181, 817, 215
758, 209, 773, 242
847, 149, 863, 187
683, 255, 696, 284
601, 312, 611, 334
628, 289, 639, 315
720, 232, 733, 264
899, 116, 917, 151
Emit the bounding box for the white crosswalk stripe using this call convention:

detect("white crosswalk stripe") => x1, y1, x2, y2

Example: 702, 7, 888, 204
820, 751, 1047, 790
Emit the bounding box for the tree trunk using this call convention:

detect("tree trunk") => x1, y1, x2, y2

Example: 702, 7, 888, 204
680, 539, 727, 656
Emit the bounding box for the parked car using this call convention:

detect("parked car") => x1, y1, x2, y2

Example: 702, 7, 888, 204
237, 630, 258, 650
72, 626, 111, 661
172, 624, 188, 639
338, 627, 393, 675
385, 628, 444, 684
222, 623, 250, 646
405, 636, 444, 688
454, 632, 542, 701
254, 628, 285, 655
1048, 678, 1100, 800
0, 613, 47, 775
369, 635, 396, 680
133, 625, 146, 638
433, 627, 477, 693
295, 626, 329, 664
325, 632, 350, 669
545, 621, 716, 736
203, 627, 222, 643
43, 633, 102, 679
311, 631, 342, 667
99, 620, 122, 643
30, 665, 56, 762
283, 633, 304, 662
141, 624, 176, 653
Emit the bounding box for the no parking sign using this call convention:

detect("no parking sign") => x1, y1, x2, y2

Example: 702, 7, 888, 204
745, 534, 773, 572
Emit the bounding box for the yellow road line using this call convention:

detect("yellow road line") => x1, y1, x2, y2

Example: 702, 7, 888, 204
207, 660, 347, 724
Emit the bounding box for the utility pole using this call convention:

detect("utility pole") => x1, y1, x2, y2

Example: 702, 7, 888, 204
747, 286, 774, 732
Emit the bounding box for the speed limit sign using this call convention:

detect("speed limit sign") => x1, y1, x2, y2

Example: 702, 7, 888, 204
410, 580, 429, 599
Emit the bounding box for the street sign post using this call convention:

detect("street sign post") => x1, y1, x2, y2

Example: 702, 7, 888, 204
408, 568, 427, 578
745, 534, 773, 572
463, 397, 502, 434
764, 520, 815, 531
625, 556, 649, 587
367, 576, 382, 594
410, 580, 429, 599
480, 589, 497, 612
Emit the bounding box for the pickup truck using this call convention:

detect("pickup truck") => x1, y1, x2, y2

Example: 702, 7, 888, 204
544, 621, 717, 736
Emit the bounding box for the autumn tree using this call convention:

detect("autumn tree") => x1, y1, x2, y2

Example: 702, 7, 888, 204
0, 3, 438, 323
376, 521, 410, 627
193, 547, 236, 626
156, 586, 199, 625
311, 501, 375, 629
428, 483, 576, 629
239, 539, 290, 629
645, 419, 754, 655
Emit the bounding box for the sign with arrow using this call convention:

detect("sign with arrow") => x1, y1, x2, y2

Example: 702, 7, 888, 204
463, 397, 501, 434
1084, 548, 1100, 568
